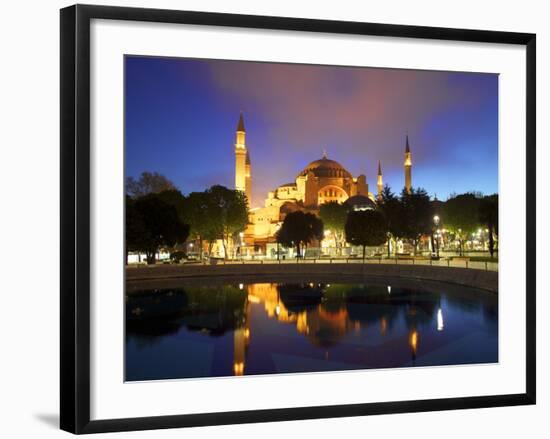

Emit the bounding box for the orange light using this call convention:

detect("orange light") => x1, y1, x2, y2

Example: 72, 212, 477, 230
233, 362, 245, 376
409, 329, 418, 356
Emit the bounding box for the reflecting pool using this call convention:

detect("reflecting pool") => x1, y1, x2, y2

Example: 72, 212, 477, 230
125, 278, 498, 381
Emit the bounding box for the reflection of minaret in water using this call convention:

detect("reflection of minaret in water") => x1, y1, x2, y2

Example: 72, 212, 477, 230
409, 328, 419, 364
233, 300, 250, 376
379, 316, 388, 335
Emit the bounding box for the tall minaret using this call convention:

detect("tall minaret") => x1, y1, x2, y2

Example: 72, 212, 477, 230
234, 112, 251, 205
245, 149, 251, 206
404, 135, 412, 194
377, 161, 383, 201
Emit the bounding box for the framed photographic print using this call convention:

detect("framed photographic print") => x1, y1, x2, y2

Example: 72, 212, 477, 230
60, 4, 536, 434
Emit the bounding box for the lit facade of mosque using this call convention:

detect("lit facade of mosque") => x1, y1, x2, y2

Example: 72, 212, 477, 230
233, 113, 413, 254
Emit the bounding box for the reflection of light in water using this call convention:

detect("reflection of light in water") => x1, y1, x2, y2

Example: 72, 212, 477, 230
409, 329, 418, 359
234, 327, 246, 375
247, 294, 260, 304
387, 285, 391, 294
437, 308, 444, 331
239, 283, 244, 290
296, 313, 309, 334
233, 362, 244, 375
380, 317, 388, 335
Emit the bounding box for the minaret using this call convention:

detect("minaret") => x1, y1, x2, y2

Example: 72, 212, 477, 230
404, 135, 412, 194
377, 161, 383, 201
234, 112, 251, 205
245, 150, 251, 206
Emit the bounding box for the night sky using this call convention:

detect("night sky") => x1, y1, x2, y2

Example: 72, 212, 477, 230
125, 56, 498, 207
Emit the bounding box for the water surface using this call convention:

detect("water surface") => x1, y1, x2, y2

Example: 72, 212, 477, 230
125, 278, 497, 381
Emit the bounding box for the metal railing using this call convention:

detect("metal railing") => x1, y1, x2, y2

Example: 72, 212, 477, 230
159, 256, 498, 272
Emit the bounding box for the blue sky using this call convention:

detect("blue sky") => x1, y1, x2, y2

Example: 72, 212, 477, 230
125, 56, 498, 207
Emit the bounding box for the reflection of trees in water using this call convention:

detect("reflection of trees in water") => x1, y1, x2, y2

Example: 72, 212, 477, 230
327, 284, 437, 330
303, 306, 350, 348
273, 283, 439, 348
126, 282, 496, 360
278, 283, 323, 313
126, 286, 247, 345
443, 289, 497, 324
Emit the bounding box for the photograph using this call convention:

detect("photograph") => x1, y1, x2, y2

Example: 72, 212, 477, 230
124, 56, 499, 381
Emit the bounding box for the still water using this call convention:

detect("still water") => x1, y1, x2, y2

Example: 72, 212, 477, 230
125, 278, 498, 381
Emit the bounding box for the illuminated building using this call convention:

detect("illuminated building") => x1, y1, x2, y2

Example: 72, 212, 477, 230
233, 113, 414, 252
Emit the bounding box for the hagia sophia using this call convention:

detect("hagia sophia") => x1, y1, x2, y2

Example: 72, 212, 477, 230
233, 112, 413, 255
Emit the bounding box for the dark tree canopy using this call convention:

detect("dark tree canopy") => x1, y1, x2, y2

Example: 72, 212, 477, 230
181, 190, 220, 255
378, 185, 405, 255
478, 194, 498, 258
442, 192, 482, 255
126, 195, 147, 259
126, 193, 190, 264
206, 185, 249, 258
276, 211, 324, 258
478, 194, 498, 235
157, 189, 187, 223
399, 187, 434, 253
126, 171, 176, 198
344, 209, 387, 260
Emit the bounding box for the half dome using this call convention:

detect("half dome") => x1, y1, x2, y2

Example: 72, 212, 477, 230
344, 194, 377, 211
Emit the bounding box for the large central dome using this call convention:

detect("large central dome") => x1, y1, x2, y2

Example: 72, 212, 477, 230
298, 156, 352, 179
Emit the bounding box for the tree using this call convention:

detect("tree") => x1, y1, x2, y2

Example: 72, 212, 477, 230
126, 171, 176, 198
442, 193, 482, 256
126, 193, 190, 264
344, 210, 386, 261
378, 185, 404, 257
180, 191, 219, 259
126, 195, 147, 264
319, 201, 347, 252
156, 189, 187, 220
207, 185, 249, 259
400, 187, 434, 254
478, 194, 498, 258
276, 211, 324, 259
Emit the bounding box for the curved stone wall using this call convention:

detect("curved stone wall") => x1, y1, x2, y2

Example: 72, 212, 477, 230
126, 263, 498, 293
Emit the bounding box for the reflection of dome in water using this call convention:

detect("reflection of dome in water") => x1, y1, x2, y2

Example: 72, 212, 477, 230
304, 306, 350, 348
298, 156, 352, 179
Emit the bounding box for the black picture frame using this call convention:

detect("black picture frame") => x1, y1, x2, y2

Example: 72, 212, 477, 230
60, 4, 536, 434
